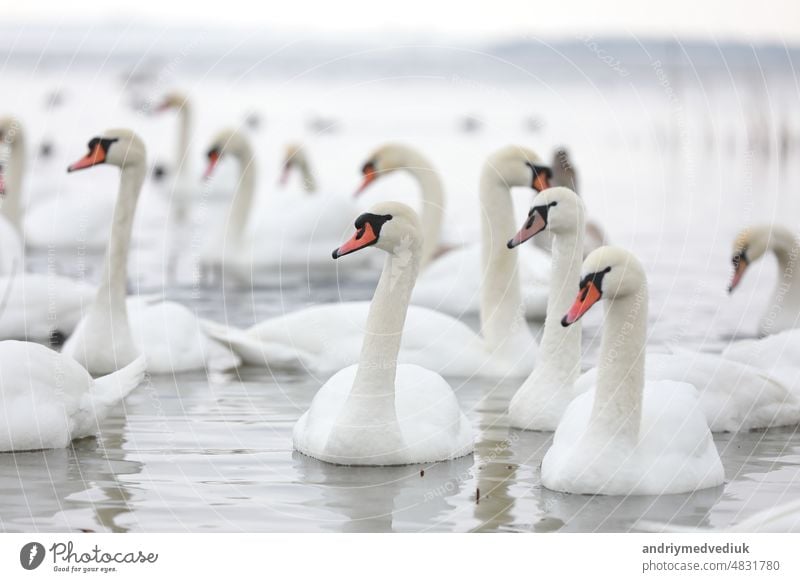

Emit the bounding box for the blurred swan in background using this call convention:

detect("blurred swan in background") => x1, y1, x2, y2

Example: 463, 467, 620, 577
0, 118, 24, 274
0, 340, 146, 452
200, 129, 364, 284
293, 202, 474, 465
62, 129, 238, 374
727, 224, 800, 335
543, 246, 724, 495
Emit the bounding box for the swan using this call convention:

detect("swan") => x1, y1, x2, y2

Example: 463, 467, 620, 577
404, 146, 552, 319
506, 187, 585, 430
542, 246, 724, 495
200, 129, 366, 283
61, 129, 238, 375
0, 118, 96, 342
278, 143, 317, 193
0, 118, 24, 274
201, 147, 543, 378
728, 224, 800, 335
355, 143, 448, 269
0, 340, 146, 452
292, 202, 474, 465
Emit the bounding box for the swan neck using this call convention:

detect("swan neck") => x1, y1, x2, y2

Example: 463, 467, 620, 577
176, 103, 192, 179
227, 152, 257, 246
537, 228, 583, 378
350, 236, 421, 400
768, 233, 800, 311
478, 176, 530, 353
94, 164, 145, 318
403, 160, 444, 269
300, 163, 316, 193
592, 284, 648, 443
0, 132, 25, 230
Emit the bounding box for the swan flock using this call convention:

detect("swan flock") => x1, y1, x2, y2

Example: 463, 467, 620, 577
2, 93, 799, 512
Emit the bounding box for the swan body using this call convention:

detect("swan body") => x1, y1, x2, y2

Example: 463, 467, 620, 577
62, 129, 235, 375
542, 247, 723, 495
0, 340, 146, 452
293, 202, 473, 465
728, 224, 800, 335
0, 273, 95, 341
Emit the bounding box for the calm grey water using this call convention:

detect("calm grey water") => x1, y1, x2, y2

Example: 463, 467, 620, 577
2, 68, 800, 532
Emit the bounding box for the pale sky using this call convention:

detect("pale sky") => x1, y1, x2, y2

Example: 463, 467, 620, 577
2, 0, 800, 43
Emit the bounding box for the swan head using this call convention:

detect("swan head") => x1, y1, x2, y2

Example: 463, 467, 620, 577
333, 201, 420, 259
508, 187, 585, 248
67, 129, 146, 172
483, 145, 552, 192
0, 116, 23, 146
204, 128, 251, 179
153, 91, 189, 113
279, 143, 309, 185
562, 246, 645, 326
728, 226, 772, 293
355, 143, 421, 196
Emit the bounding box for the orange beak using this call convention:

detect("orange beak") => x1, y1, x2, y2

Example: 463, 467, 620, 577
67, 143, 106, 172
729, 256, 748, 293
533, 173, 551, 192
204, 151, 220, 179
562, 281, 602, 326
508, 207, 547, 248
332, 223, 378, 259
355, 165, 378, 197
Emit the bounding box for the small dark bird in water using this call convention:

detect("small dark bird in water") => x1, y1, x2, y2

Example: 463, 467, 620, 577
459, 114, 483, 134
152, 163, 168, 182
39, 141, 54, 159
244, 112, 262, 131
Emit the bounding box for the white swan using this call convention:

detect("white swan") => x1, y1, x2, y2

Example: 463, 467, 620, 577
506, 188, 585, 430
202, 146, 542, 378
728, 224, 800, 335
200, 129, 365, 283
0, 340, 146, 452
293, 202, 473, 465
0, 117, 96, 343
0, 117, 24, 274
355, 143, 448, 269
405, 146, 552, 319
62, 129, 238, 375
278, 143, 317, 193
542, 246, 724, 495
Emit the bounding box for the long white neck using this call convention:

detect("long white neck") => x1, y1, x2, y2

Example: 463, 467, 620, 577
400, 152, 444, 269
175, 102, 192, 180
536, 222, 584, 384
349, 235, 421, 411
591, 282, 648, 444
479, 175, 532, 355
765, 229, 800, 321
227, 149, 257, 248
1, 131, 25, 232
298, 161, 316, 193
92, 164, 145, 329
